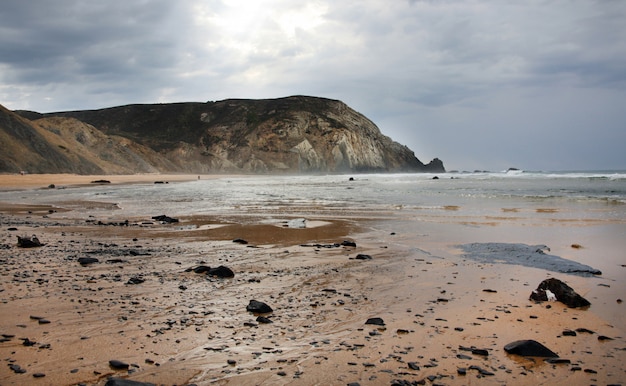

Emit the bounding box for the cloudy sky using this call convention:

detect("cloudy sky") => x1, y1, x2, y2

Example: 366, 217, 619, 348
2, 0, 625, 171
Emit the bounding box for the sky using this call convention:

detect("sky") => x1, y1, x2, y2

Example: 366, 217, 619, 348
1, 0, 625, 171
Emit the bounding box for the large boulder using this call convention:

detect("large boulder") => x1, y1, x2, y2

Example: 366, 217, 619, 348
529, 278, 590, 308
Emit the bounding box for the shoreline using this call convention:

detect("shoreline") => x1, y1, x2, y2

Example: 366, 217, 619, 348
1, 177, 624, 385
0, 173, 246, 191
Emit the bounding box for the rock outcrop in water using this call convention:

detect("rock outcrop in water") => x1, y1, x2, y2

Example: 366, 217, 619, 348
1, 96, 445, 174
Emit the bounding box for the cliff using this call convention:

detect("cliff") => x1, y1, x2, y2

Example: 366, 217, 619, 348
2, 96, 444, 174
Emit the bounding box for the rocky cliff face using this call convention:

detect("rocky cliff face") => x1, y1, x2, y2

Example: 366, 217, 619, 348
2, 96, 444, 174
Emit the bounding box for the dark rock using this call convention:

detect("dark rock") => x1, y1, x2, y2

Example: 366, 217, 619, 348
189, 265, 211, 273
104, 378, 157, 386
365, 317, 385, 326
575, 328, 595, 334
504, 340, 558, 357
545, 358, 571, 364
208, 265, 235, 278
17, 235, 43, 248
469, 365, 495, 376
598, 335, 614, 341
151, 214, 179, 223
562, 330, 577, 336
91, 179, 111, 184
355, 254, 372, 260
246, 300, 273, 314
9, 363, 26, 373
33, 373, 46, 378
529, 278, 591, 308
408, 362, 420, 370
457, 367, 467, 375
256, 316, 273, 324
471, 348, 489, 356
233, 238, 248, 244
341, 240, 357, 247
108, 360, 130, 369
126, 277, 145, 285
78, 257, 100, 266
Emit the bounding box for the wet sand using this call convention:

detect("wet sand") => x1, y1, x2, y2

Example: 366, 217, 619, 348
0, 175, 624, 385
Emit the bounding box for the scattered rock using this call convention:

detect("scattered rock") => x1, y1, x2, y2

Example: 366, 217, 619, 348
545, 358, 571, 364
341, 240, 357, 247
529, 278, 591, 308
151, 214, 179, 223
365, 317, 385, 326
408, 362, 420, 370
104, 378, 156, 386
256, 316, 273, 324
504, 340, 559, 357
78, 257, 99, 266
208, 265, 235, 278
126, 277, 145, 285
8, 363, 26, 374
233, 238, 248, 244
91, 179, 111, 184
17, 235, 43, 248
246, 300, 273, 314
471, 348, 489, 356
562, 330, 577, 336
108, 360, 130, 369
354, 254, 372, 260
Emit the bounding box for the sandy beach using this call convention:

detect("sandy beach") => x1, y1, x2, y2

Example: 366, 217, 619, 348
0, 174, 624, 385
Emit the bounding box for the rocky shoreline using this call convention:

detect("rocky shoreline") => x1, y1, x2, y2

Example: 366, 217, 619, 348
1, 192, 625, 385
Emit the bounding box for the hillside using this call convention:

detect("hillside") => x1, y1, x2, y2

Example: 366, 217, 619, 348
2, 96, 444, 174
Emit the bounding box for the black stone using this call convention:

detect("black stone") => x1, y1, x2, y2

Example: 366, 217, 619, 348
246, 300, 273, 314
78, 257, 99, 266
17, 235, 43, 248
408, 362, 420, 370
104, 378, 157, 386
355, 254, 372, 260
256, 316, 273, 324
189, 265, 211, 273
504, 340, 559, 357
529, 278, 591, 308
126, 277, 145, 285
108, 360, 130, 370
365, 317, 385, 326
471, 348, 489, 356
545, 358, 571, 364
208, 266, 235, 278
151, 214, 179, 223
562, 330, 577, 336
341, 240, 357, 247
233, 238, 248, 244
